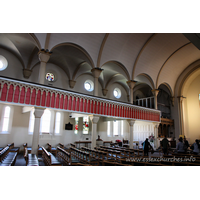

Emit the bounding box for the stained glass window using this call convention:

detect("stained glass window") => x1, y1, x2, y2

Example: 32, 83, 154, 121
74, 117, 79, 134
83, 116, 89, 134
46, 73, 55, 82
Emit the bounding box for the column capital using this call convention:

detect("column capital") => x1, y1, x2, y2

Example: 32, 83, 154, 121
151, 89, 160, 97
126, 119, 136, 126
34, 107, 45, 118
23, 69, 32, 79
126, 80, 137, 89
69, 80, 76, 89
102, 89, 108, 96
177, 95, 186, 102
89, 115, 100, 124
91, 68, 103, 78
152, 122, 160, 128
38, 50, 51, 63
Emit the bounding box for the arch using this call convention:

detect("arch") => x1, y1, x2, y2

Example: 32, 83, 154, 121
50, 42, 95, 69
31, 61, 71, 80
175, 59, 200, 97
76, 72, 104, 90
0, 45, 25, 69
135, 73, 155, 89
101, 60, 130, 81
110, 81, 129, 96
105, 73, 128, 89
132, 33, 156, 79
158, 82, 173, 97
97, 33, 109, 68
29, 33, 42, 49
72, 61, 92, 80
156, 42, 191, 88
27, 46, 39, 69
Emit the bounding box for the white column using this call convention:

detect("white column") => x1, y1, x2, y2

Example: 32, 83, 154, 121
126, 80, 137, 104
31, 107, 45, 155
38, 50, 51, 84
89, 115, 100, 149
153, 122, 160, 149
127, 119, 135, 149
152, 89, 159, 109
91, 68, 103, 96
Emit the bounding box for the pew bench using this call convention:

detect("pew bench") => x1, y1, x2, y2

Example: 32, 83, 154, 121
24, 148, 39, 166
0, 146, 17, 166
47, 143, 57, 156
8, 143, 20, 154
57, 146, 71, 165
42, 146, 61, 166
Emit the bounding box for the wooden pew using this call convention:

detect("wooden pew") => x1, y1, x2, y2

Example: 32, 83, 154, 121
0, 146, 18, 166
41, 146, 62, 166
8, 143, 20, 154
70, 147, 99, 165
57, 146, 71, 165
47, 143, 57, 156
24, 148, 39, 166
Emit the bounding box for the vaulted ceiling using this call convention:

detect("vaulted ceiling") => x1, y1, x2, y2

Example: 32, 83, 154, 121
0, 33, 200, 96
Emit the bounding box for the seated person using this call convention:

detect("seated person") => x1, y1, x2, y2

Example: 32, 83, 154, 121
190, 139, 200, 155
176, 137, 185, 153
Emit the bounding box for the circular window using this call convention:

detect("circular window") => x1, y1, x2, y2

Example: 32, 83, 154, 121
84, 80, 94, 92
46, 73, 55, 82
0, 55, 8, 71
113, 88, 121, 99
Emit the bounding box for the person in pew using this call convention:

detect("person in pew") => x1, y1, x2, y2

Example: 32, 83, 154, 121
183, 137, 190, 153
190, 139, 200, 155
161, 135, 169, 155
176, 137, 185, 153
142, 138, 154, 156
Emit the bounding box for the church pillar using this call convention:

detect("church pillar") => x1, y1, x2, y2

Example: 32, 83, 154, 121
152, 89, 159, 109
38, 50, 51, 84
178, 96, 185, 136
127, 119, 135, 149
31, 107, 45, 155
127, 80, 137, 104
153, 122, 160, 149
91, 68, 103, 96
89, 115, 100, 149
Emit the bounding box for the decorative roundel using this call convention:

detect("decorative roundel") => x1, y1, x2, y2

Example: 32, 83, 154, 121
0, 55, 8, 71
84, 80, 94, 92
113, 88, 121, 99
46, 73, 55, 82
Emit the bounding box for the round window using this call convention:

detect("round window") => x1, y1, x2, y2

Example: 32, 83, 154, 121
113, 88, 121, 99
46, 73, 55, 82
84, 80, 94, 92
0, 55, 8, 71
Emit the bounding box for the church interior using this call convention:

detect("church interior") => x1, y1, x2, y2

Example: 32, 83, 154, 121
2, 2, 200, 200
1, 32, 200, 167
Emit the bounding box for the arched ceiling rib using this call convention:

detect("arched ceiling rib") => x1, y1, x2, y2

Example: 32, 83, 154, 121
134, 33, 191, 86
158, 44, 200, 95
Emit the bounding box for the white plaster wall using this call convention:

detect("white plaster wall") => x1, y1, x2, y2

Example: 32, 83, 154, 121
106, 82, 128, 103
185, 75, 200, 143
0, 48, 24, 80
0, 102, 132, 150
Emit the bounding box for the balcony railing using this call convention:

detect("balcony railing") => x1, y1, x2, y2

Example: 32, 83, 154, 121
0, 76, 160, 122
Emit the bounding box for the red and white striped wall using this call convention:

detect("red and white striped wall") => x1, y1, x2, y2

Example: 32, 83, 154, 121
0, 77, 161, 122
